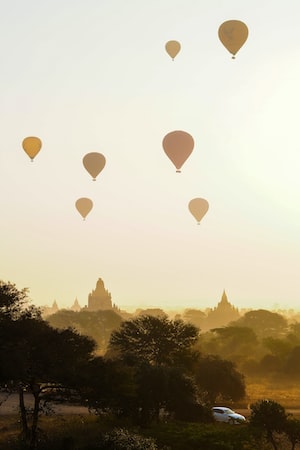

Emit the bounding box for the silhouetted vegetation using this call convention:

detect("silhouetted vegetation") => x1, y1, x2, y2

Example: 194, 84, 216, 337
4, 280, 300, 448
47, 309, 123, 354
0, 281, 96, 449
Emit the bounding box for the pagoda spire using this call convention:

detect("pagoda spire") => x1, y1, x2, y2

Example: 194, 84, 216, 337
221, 290, 229, 304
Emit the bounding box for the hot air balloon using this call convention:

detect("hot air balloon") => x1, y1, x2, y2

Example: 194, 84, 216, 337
83, 152, 106, 181
75, 198, 93, 220
165, 40, 181, 60
218, 20, 248, 58
22, 136, 42, 161
162, 130, 194, 172
188, 198, 209, 224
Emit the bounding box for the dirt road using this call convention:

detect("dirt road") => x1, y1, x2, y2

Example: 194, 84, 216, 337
0, 392, 90, 415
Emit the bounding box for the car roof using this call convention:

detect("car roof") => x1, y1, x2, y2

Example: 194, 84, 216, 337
212, 407, 229, 410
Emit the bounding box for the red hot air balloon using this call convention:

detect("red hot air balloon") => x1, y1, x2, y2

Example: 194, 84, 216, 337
162, 130, 194, 172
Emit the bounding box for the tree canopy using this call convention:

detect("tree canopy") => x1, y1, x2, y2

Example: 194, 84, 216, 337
108, 315, 199, 366
232, 309, 288, 338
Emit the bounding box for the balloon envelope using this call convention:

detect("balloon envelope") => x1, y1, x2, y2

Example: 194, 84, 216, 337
22, 136, 42, 161
83, 152, 106, 180
75, 198, 93, 220
163, 130, 194, 172
218, 20, 248, 57
188, 198, 209, 224
165, 40, 181, 60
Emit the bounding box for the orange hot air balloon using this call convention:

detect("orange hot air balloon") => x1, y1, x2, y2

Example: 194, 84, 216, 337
22, 136, 42, 161
165, 40, 181, 60
163, 130, 194, 172
83, 152, 106, 181
188, 198, 209, 224
75, 198, 93, 220
218, 20, 248, 58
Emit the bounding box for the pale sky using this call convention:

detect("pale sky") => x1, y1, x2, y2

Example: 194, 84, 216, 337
1, 0, 300, 312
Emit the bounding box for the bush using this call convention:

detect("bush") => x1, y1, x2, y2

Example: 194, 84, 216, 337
97, 428, 158, 450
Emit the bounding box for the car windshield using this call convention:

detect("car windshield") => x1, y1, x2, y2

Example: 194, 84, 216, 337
222, 408, 235, 414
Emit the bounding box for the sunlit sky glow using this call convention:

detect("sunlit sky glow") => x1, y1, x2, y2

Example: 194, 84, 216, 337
1, 1, 300, 312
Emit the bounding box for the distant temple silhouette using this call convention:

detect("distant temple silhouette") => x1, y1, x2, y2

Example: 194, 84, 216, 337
42, 277, 119, 316
42, 282, 238, 325
71, 297, 81, 312
205, 290, 240, 329
88, 278, 113, 311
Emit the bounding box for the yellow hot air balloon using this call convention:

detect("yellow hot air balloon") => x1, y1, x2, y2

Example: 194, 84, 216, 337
83, 152, 106, 181
188, 198, 209, 224
75, 198, 93, 220
218, 20, 248, 58
163, 130, 194, 172
165, 40, 181, 60
22, 136, 42, 161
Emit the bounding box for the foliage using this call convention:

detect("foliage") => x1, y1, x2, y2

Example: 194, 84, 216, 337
47, 309, 123, 354
284, 346, 300, 376
198, 326, 258, 365
81, 357, 138, 415
183, 309, 206, 329
1, 416, 274, 450
194, 355, 246, 404
0, 280, 41, 321
283, 417, 300, 450
232, 310, 288, 338
0, 280, 97, 449
144, 422, 266, 450
108, 315, 199, 366
97, 428, 158, 450
249, 399, 288, 450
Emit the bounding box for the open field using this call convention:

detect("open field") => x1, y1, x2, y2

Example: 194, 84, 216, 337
246, 379, 300, 411
2, 381, 300, 417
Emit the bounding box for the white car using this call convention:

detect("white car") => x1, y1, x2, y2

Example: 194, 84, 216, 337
212, 407, 246, 424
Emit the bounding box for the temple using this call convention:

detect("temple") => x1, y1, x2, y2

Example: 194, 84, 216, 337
88, 278, 113, 311
205, 290, 240, 328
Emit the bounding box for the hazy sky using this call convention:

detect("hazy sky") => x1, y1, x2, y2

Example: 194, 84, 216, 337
1, 0, 300, 312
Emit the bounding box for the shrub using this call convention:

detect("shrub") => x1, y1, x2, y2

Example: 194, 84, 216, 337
97, 428, 158, 450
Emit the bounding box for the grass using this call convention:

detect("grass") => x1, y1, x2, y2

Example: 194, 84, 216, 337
246, 378, 300, 410
2, 381, 300, 449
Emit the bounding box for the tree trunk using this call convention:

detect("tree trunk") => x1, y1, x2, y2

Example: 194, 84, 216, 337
268, 431, 278, 450
18, 386, 29, 441
30, 385, 41, 449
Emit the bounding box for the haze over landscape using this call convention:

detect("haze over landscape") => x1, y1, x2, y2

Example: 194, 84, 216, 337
1, 1, 300, 312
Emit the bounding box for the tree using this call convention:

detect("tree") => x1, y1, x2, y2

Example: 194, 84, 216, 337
108, 315, 199, 366
0, 281, 96, 449
284, 346, 300, 377
47, 308, 123, 354
104, 315, 204, 425
232, 310, 288, 338
202, 326, 258, 364
283, 417, 300, 450
0, 280, 41, 320
249, 399, 288, 450
193, 355, 246, 404
183, 308, 206, 329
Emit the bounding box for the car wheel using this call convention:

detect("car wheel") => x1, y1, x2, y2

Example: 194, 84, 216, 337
228, 418, 235, 424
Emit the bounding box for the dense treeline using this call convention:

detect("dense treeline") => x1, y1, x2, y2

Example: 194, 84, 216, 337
194, 310, 300, 381
47, 308, 123, 354
47, 304, 300, 382
2, 281, 300, 449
